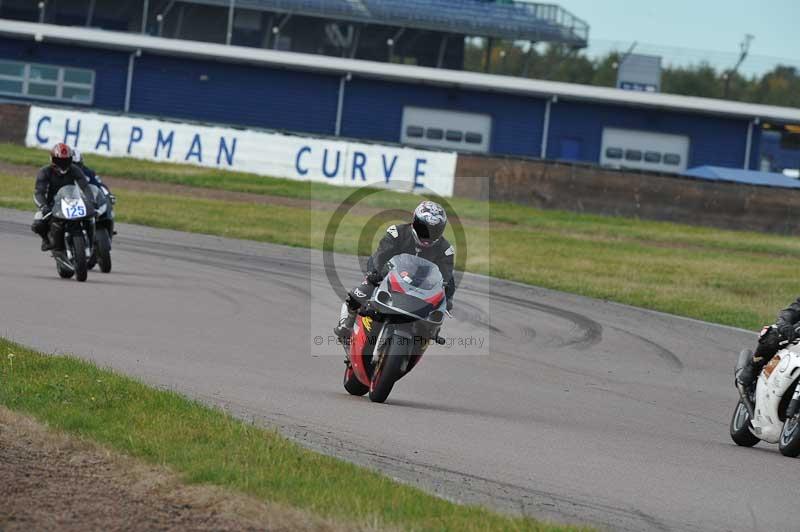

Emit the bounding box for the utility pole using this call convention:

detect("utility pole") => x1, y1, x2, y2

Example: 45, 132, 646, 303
724, 34, 754, 98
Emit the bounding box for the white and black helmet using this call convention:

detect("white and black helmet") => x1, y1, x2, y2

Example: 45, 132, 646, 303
412, 201, 447, 248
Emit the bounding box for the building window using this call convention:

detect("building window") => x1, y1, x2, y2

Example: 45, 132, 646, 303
0, 60, 94, 104
464, 132, 484, 144
605, 147, 623, 159
446, 129, 463, 142
644, 151, 662, 163
663, 153, 681, 165
406, 125, 424, 138
625, 149, 643, 161
426, 128, 444, 140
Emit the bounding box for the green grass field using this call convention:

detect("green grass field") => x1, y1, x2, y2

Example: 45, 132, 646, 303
0, 338, 581, 532
3, 144, 798, 330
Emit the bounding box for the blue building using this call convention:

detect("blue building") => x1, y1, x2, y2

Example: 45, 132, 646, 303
0, 17, 799, 174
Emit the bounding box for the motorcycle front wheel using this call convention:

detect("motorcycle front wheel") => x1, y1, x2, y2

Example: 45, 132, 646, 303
779, 415, 800, 457
368, 352, 405, 404
730, 400, 759, 447
72, 235, 88, 282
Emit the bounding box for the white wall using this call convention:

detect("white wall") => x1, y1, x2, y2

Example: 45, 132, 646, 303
26, 106, 457, 197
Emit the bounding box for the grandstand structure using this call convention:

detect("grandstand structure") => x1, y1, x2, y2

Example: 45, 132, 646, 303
0, 0, 588, 71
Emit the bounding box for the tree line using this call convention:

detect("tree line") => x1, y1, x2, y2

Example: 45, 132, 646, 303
464, 43, 800, 109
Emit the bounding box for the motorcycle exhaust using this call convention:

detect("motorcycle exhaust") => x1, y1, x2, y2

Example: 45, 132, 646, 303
54, 256, 75, 272
737, 382, 756, 419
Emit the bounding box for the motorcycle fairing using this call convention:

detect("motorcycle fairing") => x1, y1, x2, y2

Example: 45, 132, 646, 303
753, 348, 800, 443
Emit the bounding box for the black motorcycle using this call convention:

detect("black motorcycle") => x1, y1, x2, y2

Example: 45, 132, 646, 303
88, 183, 113, 273
47, 184, 95, 282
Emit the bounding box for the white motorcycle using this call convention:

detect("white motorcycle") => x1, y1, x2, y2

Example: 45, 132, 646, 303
731, 344, 800, 456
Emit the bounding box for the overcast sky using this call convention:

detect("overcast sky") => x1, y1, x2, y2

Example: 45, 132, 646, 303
556, 0, 799, 76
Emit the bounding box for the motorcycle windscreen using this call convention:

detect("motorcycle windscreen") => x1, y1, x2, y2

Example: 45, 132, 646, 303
387, 254, 443, 291
384, 254, 446, 318
52, 184, 94, 219
89, 184, 109, 216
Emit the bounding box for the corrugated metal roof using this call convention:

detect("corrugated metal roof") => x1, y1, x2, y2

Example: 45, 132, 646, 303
2, 19, 799, 124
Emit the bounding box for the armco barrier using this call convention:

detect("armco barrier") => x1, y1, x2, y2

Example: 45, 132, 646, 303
455, 155, 800, 234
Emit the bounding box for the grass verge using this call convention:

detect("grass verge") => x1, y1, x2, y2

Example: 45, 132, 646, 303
0, 338, 580, 532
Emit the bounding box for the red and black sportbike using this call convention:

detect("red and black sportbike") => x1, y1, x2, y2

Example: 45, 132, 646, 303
342, 253, 448, 403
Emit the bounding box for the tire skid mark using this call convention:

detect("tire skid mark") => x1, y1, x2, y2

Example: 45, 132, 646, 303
607, 325, 684, 372
485, 291, 603, 350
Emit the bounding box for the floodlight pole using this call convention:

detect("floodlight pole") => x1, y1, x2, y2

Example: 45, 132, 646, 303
141, 0, 149, 33
226, 0, 235, 45
37, 1, 45, 23
272, 14, 291, 50
387, 27, 405, 62
86, 0, 96, 26
724, 34, 754, 98
522, 41, 536, 77
348, 25, 361, 58
484, 37, 494, 73
436, 35, 449, 68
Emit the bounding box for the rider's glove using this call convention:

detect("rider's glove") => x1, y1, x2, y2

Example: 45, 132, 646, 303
107, 193, 116, 205
39, 205, 51, 216
778, 321, 797, 343
366, 270, 383, 286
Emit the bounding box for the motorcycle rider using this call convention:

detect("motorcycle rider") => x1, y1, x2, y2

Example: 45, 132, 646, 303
737, 298, 800, 388
72, 148, 116, 235
31, 143, 95, 251
72, 149, 116, 204
334, 200, 456, 339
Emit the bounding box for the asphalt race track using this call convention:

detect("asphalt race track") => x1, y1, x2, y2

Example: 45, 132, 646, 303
1, 207, 794, 531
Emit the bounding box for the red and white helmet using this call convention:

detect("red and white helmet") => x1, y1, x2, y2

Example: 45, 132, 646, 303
50, 142, 72, 175
411, 201, 447, 248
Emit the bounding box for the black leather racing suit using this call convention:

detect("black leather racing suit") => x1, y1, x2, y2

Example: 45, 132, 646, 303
346, 222, 456, 312
31, 163, 94, 248
80, 164, 110, 193
744, 297, 800, 383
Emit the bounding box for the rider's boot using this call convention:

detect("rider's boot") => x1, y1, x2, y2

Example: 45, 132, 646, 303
334, 303, 357, 340
736, 356, 766, 390
40, 236, 53, 252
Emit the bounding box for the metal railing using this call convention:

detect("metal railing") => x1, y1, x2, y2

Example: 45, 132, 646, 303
195, 0, 589, 45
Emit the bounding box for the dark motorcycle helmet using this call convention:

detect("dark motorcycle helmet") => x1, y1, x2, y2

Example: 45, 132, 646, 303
411, 201, 447, 248
50, 142, 72, 175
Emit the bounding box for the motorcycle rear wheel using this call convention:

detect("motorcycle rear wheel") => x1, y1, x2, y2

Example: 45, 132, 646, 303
56, 260, 74, 279
778, 415, 800, 457
96, 227, 112, 273
343, 365, 369, 396
730, 400, 759, 447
